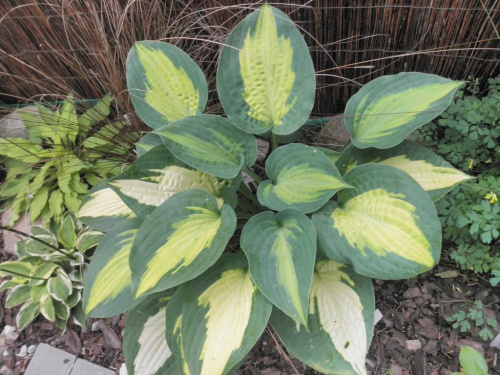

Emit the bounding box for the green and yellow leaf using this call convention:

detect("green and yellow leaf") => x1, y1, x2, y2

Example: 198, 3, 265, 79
180, 255, 272, 375
240, 209, 316, 325
78, 184, 137, 232
16, 302, 40, 331
336, 140, 472, 201
345, 73, 463, 149
312, 164, 442, 280
127, 41, 208, 129
130, 189, 236, 298
217, 5, 315, 135
123, 290, 179, 375
155, 114, 258, 179
83, 219, 142, 317
271, 260, 375, 375
257, 144, 351, 213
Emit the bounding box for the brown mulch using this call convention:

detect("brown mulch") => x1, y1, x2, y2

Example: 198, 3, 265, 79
1, 226, 499, 374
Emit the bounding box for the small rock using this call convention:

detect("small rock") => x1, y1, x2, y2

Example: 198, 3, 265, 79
374, 309, 383, 325
4, 333, 18, 346
15, 345, 27, 358
403, 287, 422, 298
95, 320, 121, 350
474, 287, 489, 301
405, 339, 422, 351
119, 364, 128, 375
256, 139, 270, 161
0, 365, 13, 375
91, 321, 101, 332
27, 345, 37, 354
0, 327, 15, 337
64, 330, 82, 354
423, 340, 438, 355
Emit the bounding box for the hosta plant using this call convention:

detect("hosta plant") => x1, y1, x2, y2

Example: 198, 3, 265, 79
79, 5, 469, 375
0, 215, 102, 332
0, 94, 135, 226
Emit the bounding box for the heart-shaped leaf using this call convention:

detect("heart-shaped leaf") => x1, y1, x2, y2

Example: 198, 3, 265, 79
127, 41, 208, 129
217, 5, 315, 135
257, 144, 351, 213
241, 209, 316, 325
130, 189, 236, 298
345, 73, 463, 149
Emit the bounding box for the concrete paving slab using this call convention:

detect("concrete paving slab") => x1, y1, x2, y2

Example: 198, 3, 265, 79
71, 358, 114, 375
24, 343, 76, 375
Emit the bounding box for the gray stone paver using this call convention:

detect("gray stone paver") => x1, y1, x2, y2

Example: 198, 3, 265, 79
25, 343, 114, 375
71, 358, 114, 375
24, 343, 75, 375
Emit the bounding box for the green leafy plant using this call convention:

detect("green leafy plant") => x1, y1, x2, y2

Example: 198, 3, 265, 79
79, 5, 468, 375
446, 300, 498, 341
451, 346, 489, 375
0, 94, 136, 226
0, 215, 102, 332
416, 77, 500, 274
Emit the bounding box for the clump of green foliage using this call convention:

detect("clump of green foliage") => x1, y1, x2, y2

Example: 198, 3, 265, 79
417, 77, 500, 274
77, 6, 470, 375
446, 300, 498, 341
0, 215, 102, 332
0, 94, 136, 226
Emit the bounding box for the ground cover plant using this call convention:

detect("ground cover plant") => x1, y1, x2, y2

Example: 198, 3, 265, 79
0, 94, 134, 226
78, 5, 471, 375
0, 215, 102, 332
417, 77, 500, 276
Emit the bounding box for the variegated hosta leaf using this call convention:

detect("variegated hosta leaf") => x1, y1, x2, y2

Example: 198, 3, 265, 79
240, 209, 316, 325
257, 144, 351, 214
126, 41, 208, 129
178, 255, 272, 375
83, 219, 142, 317
336, 140, 473, 201
345, 73, 463, 149
154, 114, 257, 179
130, 189, 236, 299
78, 184, 137, 232
312, 164, 442, 279
123, 290, 179, 375
271, 260, 375, 375
165, 284, 191, 375
217, 5, 315, 135
107, 145, 223, 218
316, 147, 341, 164
136, 133, 164, 157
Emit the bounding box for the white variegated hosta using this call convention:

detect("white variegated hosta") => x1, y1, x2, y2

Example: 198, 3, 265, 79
78, 4, 468, 375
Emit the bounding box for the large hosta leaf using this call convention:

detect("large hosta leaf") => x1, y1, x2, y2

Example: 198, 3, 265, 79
257, 144, 351, 213
107, 145, 223, 217
165, 284, 191, 375
178, 255, 272, 375
312, 164, 441, 279
126, 41, 208, 129
217, 5, 315, 135
271, 260, 374, 375
155, 115, 257, 179
77, 184, 136, 232
123, 290, 179, 375
336, 140, 472, 201
136, 133, 164, 157
83, 219, 141, 317
240, 209, 316, 325
345, 73, 463, 149
130, 189, 236, 298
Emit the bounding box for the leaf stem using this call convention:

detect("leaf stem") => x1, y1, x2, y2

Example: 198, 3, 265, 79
236, 199, 261, 214
241, 165, 263, 184
270, 132, 279, 150
238, 184, 264, 210
0, 226, 73, 259
236, 213, 254, 220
